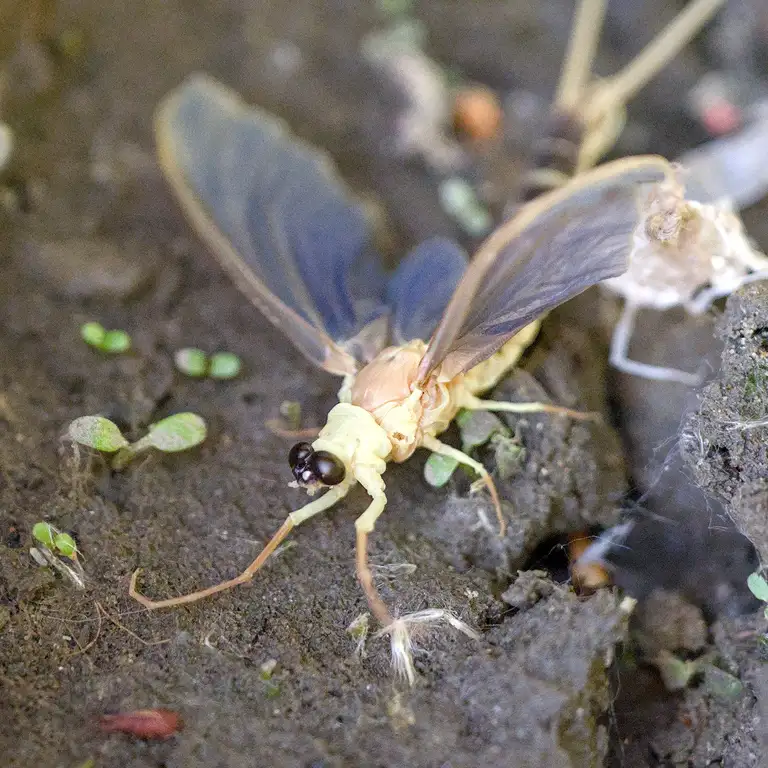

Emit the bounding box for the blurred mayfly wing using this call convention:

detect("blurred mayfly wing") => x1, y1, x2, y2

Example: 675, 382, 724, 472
387, 237, 468, 346
677, 103, 768, 209
418, 156, 674, 382
156, 74, 470, 375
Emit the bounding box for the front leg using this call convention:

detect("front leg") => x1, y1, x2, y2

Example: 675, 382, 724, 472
130, 480, 353, 609
609, 301, 702, 385
353, 466, 393, 629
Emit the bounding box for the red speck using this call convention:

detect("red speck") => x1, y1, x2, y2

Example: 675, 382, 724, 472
701, 101, 742, 137
99, 709, 182, 739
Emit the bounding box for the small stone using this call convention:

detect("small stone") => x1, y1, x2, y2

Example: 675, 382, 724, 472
501, 570, 555, 610
702, 664, 745, 701
19, 237, 151, 299
634, 589, 708, 656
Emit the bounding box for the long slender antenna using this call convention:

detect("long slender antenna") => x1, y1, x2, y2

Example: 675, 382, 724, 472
555, 0, 608, 113
595, 0, 726, 117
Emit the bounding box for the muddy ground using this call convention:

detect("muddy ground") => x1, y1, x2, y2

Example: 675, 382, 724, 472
0, 1, 766, 767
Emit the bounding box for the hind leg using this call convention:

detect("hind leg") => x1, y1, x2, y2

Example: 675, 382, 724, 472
609, 301, 703, 386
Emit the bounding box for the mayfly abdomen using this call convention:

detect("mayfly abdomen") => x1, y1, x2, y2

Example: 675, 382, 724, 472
460, 321, 543, 397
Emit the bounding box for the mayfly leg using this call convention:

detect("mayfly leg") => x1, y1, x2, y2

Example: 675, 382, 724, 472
461, 393, 600, 422
129, 482, 354, 609
553, 0, 607, 114
352, 466, 396, 628
588, 0, 726, 134
422, 435, 506, 537
608, 301, 703, 386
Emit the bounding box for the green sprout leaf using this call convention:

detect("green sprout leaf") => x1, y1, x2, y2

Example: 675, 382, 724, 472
80, 321, 106, 347
456, 410, 506, 453
81, 322, 131, 353
32, 522, 56, 549
147, 413, 207, 453
68, 416, 129, 452
424, 452, 459, 488
101, 329, 131, 353
376, 0, 414, 19
53, 532, 77, 558
174, 347, 209, 377
491, 433, 526, 480
438, 177, 492, 237
747, 571, 768, 602
209, 352, 242, 380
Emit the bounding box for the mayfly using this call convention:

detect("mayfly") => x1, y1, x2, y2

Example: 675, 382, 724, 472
518, 0, 768, 386
500, 0, 766, 387
129, 72, 673, 653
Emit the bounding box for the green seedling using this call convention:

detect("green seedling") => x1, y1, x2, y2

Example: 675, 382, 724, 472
68, 413, 207, 470
259, 659, 281, 697
456, 410, 506, 452
490, 433, 526, 480
112, 412, 208, 469
747, 571, 768, 618
279, 400, 302, 430
81, 322, 131, 354
423, 452, 460, 488
32, 521, 56, 550
174, 348, 242, 380
32, 522, 79, 560
424, 409, 508, 488
31, 522, 85, 588
438, 177, 492, 237
209, 352, 242, 379
80, 322, 106, 347
68, 416, 130, 453
174, 348, 208, 377
54, 532, 78, 558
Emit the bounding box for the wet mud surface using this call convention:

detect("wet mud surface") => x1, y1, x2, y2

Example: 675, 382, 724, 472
0, 1, 766, 766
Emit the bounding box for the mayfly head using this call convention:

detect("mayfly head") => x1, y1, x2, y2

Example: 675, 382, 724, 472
288, 441, 346, 487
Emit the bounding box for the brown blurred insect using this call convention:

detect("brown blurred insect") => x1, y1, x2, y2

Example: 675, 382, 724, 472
128, 72, 674, 649
517, 0, 726, 202
512, 0, 768, 387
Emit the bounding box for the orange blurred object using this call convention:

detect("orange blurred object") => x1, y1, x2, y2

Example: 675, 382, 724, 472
568, 533, 611, 592
453, 86, 502, 141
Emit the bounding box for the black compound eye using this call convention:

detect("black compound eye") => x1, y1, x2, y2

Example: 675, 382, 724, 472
289, 442, 312, 470
310, 451, 345, 486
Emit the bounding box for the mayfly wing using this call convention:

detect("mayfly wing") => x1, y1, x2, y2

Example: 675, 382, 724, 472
386, 237, 469, 345
676, 106, 768, 209
155, 74, 390, 377
417, 155, 674, 383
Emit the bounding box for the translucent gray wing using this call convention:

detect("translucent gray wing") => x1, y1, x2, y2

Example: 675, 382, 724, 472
677, 107, 768, 208
387, 237, 469, 345
417, 156, 674, 382
155, 74, 389, 377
